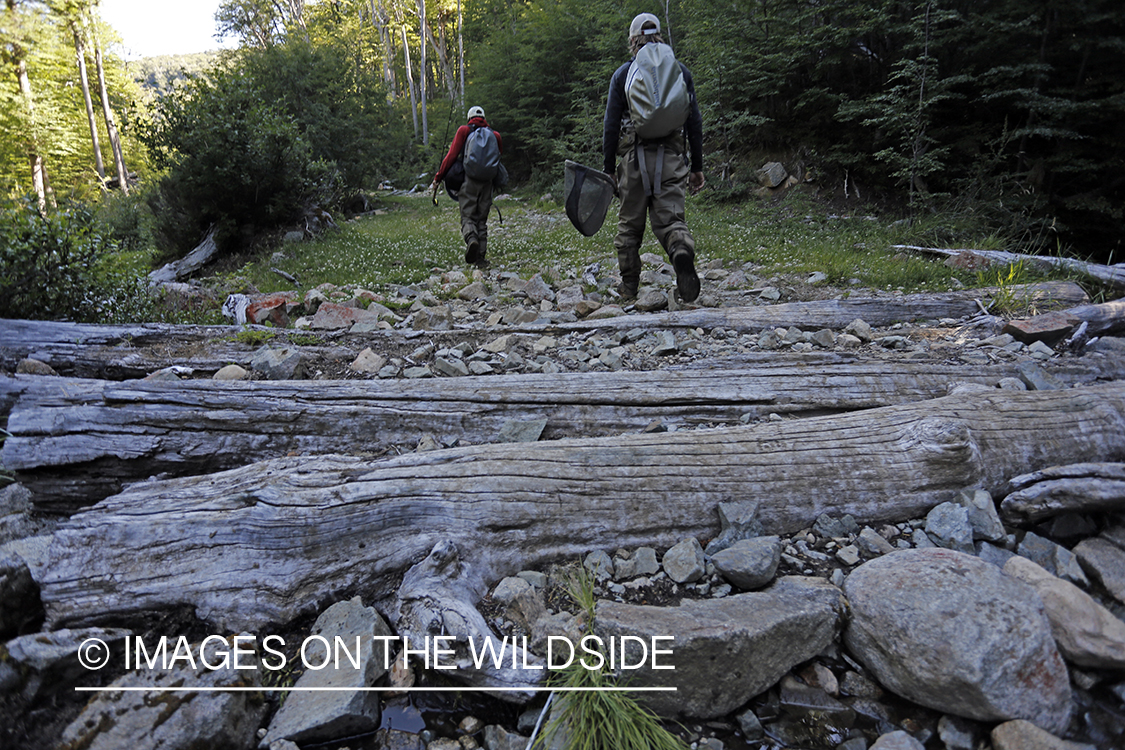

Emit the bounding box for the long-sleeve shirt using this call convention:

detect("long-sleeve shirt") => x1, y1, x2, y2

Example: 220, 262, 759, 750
435, 117, 504, 182
603, 55, 703, 176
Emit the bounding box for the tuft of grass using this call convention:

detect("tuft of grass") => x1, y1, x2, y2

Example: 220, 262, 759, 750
536, 565, 687, 750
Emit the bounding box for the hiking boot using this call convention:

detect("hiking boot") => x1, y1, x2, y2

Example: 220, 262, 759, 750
671, 247, 700, 303
464, 239, 482, 265
616, 281, 638, 300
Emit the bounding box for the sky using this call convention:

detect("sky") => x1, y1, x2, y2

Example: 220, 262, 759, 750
97, 0, 232, 59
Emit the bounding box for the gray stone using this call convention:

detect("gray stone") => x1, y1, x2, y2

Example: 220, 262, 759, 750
937, 714, 981, 750
412, 305, 453, 330
704, 500, 764, 555
843, 549, 1071, 734
1019, 532, 1089, 587
810, 329, 836, 348
583, 550, 614, 579
594, 576, 843, 719
911, 528, 936, 548
5, 626, 130, 697
260, 597, 393, 747
433, 356, 470, 377
57, 636, 268, 750
955, 488, 1006, 541
710, 536, 781, 590
734, 708, 764, 740
813, 513, 850, 539
251, 345, 305, 380
1004, 555, 1125, 670
924, 502, 975, 553
650, 330, 678, 355
1074, 537, 1125, 605
870, 730, 924, 750
856, 527, 895, 557
835, 544, 861, 566
990, 720, 1097, 750
522, 274, 556, 304
662, 537, 706, 583
483, 724, 527, 750
16, 358, 58, 376
516, 570, 548, 590
1018, 362, 1065, 391
977, 541, 1016, 568
213, 363, 250, 380
491, 577, 546, 631
845, 318, 874, 342
631, 547, 660, 576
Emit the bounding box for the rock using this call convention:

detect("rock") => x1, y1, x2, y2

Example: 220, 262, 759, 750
349, 348, 386, 374
213, 364, 250, 380
1074, 537, 1125, 604
57, 636, 268, 750
936, 714, 980, 750
650, 330, 678, 355
412, 305, 453, 331
710, 536, 781, 590
704, 500, 764, 555
734, 709, 764, 740
835, 544, 861, 566
583, 550, 614, 579
870, 730, 925, 749
0, 552, 38, 638
260, 597, 393, 747
924, 502, 975, 553
593, 577, 843, 719
1003, 556, 1125, 669
458, 281, 489, 301
483, 724, 527, 750
250, 345, 305, 380
635, 288, 668, 312
990, 720, 1097, 750
1018, 532, 1089, 587
843, 548, 1071, 733
662, 537, 706, 583
756, 162, 788, 188
955, 488, 1006, 542
16, 358, 57, 376
245, 292, 296, 328
1003, 312, 1081, 347
434, 356, 470, 377
845, 318, 874, 342
4, 626, 130, 697
856, 526, 895, 556
309, 301, 381, 330
522, 274, 555, 304
490, 577, 546, 631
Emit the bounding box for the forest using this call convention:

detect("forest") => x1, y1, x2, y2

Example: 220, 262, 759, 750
1, 0, 1123, 322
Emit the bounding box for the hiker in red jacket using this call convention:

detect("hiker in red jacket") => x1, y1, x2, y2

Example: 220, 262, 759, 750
433, 107, 504, 268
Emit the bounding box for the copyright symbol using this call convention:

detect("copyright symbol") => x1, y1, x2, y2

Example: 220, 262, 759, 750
78, 638, 110, 670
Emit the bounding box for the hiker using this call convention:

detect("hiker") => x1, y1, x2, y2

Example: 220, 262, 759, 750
603, 12, 705, 302
433, 106, 503, 268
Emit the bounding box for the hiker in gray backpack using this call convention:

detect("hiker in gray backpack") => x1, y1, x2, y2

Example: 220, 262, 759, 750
433, 106, 504, 268
603, 12, 704, 302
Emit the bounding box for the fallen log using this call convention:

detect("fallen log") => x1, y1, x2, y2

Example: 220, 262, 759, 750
39, 381, 1125, 632
5, 355, 1120, 512
148, 227, 219, 284
0, 283, 1088, 378
999, 463, 1125, 523
557, 282, 1087, 334
893, 245, 1125, 291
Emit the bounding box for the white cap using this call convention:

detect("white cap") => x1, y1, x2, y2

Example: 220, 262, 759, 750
629, 13, 660, 37
467, 106, 485, 120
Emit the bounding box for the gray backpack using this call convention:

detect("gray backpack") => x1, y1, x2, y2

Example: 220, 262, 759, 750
463, 125, 501, 181
626, 42, 690, 140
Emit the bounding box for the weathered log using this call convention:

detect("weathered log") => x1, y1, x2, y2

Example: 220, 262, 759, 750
0, 283, 1088, 378
558, 282, 1088, 334
39, 381, 1125, 632
6, 354, 1121, 512
1000, 463, 1125, 523
148, 228, 219, 284
893, 245, 1125, 291
1064, 300, 1125, 338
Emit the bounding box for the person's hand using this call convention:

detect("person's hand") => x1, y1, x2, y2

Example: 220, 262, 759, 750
688, 171, 705, 195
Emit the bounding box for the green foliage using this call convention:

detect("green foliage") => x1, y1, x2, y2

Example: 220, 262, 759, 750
536, 564, 686, 750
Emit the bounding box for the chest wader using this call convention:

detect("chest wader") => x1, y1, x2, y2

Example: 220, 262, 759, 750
459, 175, 494, 265
614, 132, 696, 297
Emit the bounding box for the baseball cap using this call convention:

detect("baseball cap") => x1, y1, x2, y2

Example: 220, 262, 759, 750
629, 13, 660, 36
467, 106, 485, 120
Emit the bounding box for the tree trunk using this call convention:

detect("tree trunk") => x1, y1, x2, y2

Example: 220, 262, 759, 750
91, 23, 128, 195
71, 21, 105, 185
401, 23, 418, 136
8, 353, 1119, 512
894, 245, 1125, 290
38, 381, 1125, 632
417, 0, 428, 145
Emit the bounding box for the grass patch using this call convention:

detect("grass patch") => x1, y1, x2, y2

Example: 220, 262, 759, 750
535, 566, 687, 750
205, 187, 1101, 305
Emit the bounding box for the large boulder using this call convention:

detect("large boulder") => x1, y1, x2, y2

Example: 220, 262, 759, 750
593, 576, 843, 719
843, 548, 1071, 734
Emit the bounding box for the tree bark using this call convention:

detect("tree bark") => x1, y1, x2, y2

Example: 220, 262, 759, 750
71, 20, 105, 184
90, 22, 128, 194
894, 245, 1125, 290
8, 354, 1119, 512
38, 381, 1125, 632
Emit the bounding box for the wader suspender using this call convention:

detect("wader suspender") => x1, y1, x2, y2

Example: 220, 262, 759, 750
635, 142, 666, 198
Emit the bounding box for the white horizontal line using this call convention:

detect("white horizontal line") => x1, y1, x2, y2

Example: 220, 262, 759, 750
75, 686, 677, 693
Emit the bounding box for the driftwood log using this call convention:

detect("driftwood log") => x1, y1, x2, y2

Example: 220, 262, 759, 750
1000, 463, 1125, 523
39, 381, 1125, 634
5, 355, 1121, 512
893, 245, 1125, 291
0, 283, 1088, 378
